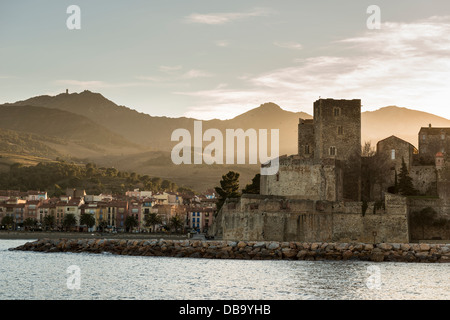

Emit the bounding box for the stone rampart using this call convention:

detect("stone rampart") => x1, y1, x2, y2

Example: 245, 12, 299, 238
212, 193, 410, 243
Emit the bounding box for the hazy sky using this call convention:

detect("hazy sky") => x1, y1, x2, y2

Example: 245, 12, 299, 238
1, 0, 450, 120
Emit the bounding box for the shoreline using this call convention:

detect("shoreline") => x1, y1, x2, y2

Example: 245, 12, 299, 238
9, 238, 450, 263
0, 231, 188, 240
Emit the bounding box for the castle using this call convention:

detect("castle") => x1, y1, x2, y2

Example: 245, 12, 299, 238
210, 98, 450, 243
261, 98, 362, 202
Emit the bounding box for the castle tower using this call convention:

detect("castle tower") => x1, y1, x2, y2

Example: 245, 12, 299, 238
313, 98, 361, 162
298, 118, 314, 158
313, 98, 362, 200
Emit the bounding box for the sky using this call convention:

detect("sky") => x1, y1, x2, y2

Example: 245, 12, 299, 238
1, 0, 450, 120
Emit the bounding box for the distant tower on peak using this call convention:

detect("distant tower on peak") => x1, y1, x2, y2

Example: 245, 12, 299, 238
66, 89, 69, 94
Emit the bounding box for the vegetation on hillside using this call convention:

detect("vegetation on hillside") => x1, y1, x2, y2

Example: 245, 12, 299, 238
0, 128, 62, 158
0, 160, 194, 197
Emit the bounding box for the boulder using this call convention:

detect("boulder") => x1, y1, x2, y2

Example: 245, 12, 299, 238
237, 241, 247, 248
281, 248, 297, 259
253, 242, 266, 248
377, 243, 392, 251
296, 250, 307, 259
267, 242, 280, 250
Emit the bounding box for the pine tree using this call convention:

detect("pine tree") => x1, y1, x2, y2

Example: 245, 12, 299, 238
242, 174, 260, 194
215, 171, 241, 212
398, 157, 417, 196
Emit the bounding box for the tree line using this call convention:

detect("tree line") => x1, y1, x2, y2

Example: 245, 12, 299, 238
0, 160, 194, 197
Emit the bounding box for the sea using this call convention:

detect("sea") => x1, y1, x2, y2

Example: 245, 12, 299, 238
0, 239, 449, 300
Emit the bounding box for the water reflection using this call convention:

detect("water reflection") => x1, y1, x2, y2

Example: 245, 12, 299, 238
0, 240, 449, 300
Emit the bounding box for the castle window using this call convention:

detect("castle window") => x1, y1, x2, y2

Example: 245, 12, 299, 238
333, 108, 341, 117
276, 173, 280, 181
391, 149, 396, 160
441, 133, 445, 140
329, 147, 336, 156
305, 144, 310, 154
422, 134, 426, 141
337, 126, 344, 135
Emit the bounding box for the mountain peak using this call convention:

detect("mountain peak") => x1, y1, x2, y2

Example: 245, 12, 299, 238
258, 102, 282, 111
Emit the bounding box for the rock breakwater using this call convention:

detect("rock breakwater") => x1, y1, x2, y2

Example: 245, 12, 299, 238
10, 239, 450, 263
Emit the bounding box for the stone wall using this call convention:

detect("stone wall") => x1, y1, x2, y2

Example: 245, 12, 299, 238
10, 238, 450, 263
260, 156, 342, 202
211, 193, 410, 243
408, 198, 450, 240
410, 166, 437, 195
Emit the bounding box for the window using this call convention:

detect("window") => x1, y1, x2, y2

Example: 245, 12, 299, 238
441, 133, 445, 140
329, 147, 336, 156
276, 173, 280, 181
333, 108, 340, 117
337, 126, 344, 135
422, 134, 426, 141
305, 144, 310, 154
391, 149, 396, 160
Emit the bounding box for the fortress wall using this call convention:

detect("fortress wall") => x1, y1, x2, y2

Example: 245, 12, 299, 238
215, 194, 410, 243
261, 157, 341, 202
407, 197, 450, 240
410, 166, 437, 195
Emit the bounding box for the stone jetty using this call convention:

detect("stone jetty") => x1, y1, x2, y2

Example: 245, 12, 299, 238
9, 238, 450, 263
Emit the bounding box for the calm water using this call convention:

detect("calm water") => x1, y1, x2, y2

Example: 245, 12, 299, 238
0, 240, 449, 300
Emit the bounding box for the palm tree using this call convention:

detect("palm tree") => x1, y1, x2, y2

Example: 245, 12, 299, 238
23, 218, 37, 231
1, 215, 14, 230
43, 215, 55, 231
125, 215, 138, 232
97, 220, 108, 233
169, 215, 184, 234
80, 213, 95, 232
62, 213, 77, 232
144, 212, 162, 232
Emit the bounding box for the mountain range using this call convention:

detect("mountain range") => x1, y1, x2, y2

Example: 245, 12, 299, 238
1, 90, 449, 191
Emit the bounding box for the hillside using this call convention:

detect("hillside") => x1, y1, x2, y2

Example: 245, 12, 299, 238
361, 106, 450, 147
0, 105, 140, 155
4, 92, 310, 155
3, 91, 194, 150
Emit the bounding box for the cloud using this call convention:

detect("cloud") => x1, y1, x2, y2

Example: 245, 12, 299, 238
135, 66, 214, 85
55, 79, 147, 89
159, 65, 183, 74
178, 16, 450, 120
185, 7, 271, 25
273, 41, 303, 50
215, 40, 230, 47
181, 69, 214, 79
